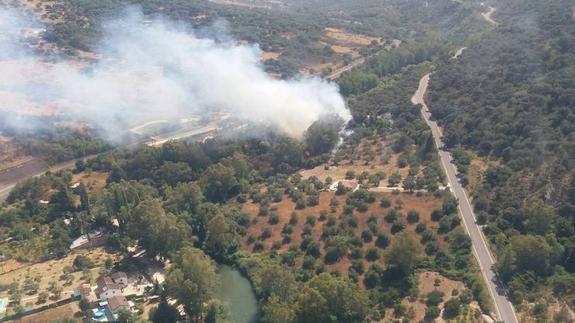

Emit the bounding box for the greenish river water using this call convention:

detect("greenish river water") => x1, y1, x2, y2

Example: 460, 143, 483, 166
214, 265, 258, 323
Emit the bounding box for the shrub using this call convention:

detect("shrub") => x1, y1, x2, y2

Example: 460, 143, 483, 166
375, 232, 389, 248
407, 210, 420, 223
306, 215, 317, 226
289, 212, 298, 225
345, 170, 355, 180
415, 223, 427, 234
443, 298, 461, 318
253, 241, 264, 252
307, 194, 319, 206
431, 209, 443, 221
302, 256, 315, 270
366, 248, 380, 261
391, 221, 405, 234
350, 259, 364, 274
295, 198, 306, 209
380, 197, 392, 208
425, 306, 440, 320
384, 209, 399, 223
261, 228, 272, 240
361, 230, 373, 242
269, 213, 279, 225
325, 247, 343, 264
350, 247, 364, 259
426, 290, 444, 306
272, 241, 282, 250
73, 256, 93, 270
319, 211, 327, 221
259, 206, 270, 216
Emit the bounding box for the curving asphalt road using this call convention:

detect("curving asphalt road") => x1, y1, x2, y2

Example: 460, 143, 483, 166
412, 74, 518, 323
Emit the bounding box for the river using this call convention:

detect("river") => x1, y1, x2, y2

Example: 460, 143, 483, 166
214, 265, 258, 323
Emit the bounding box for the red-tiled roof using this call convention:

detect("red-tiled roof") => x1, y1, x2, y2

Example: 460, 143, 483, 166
107, 295, 129, 312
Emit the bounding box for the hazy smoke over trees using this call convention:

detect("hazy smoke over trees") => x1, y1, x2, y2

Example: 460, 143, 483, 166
0, 8, 350, 140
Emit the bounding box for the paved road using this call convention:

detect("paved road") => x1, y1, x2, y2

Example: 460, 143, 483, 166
0, 156, 93, 203
412, 74, 518, 323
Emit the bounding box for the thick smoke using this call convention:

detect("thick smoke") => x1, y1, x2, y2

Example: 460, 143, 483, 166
0, 8, 350, 139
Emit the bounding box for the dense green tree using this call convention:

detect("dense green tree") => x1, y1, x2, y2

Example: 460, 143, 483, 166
204, 214, 239, 261
384, 232, 420, 275
304, 116, 343, 156
262, 295, 296, 323
200, 164, 239, 203
166, 246, 217, 322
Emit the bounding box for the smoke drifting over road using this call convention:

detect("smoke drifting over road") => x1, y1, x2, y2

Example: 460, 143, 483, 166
0, 8, 350, 140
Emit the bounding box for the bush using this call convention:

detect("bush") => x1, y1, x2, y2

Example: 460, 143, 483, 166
443, 298, 461, 318
431, 209, 443, 221
73, 256, 93, 270
345, 170, 355, 180
325, 247, 343, 264
302, 256, 315, 270
253, 242, 264, 252
384, 209, 400, 223
375, 232, 389, 248
269, 213, 279, 225
361, 230, 373, 242
425, 306, 440, 320
407, 210, 420, 223
380, 197, 392, 208
415, 223, 427, 233
426, 290, 444, 306
272, 241, 282, 250
366, 248, 379, 261
350, 259, 364, 274
259, 206, 270, 216
295, 198, 306, 209
306, 215, 317, 226
307, 194, 320, 206
289, 212, 298, 225
261, 228, 272, 240
391, 221, 405, 234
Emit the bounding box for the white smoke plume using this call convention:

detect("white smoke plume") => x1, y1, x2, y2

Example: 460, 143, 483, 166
0, 7, 350, 140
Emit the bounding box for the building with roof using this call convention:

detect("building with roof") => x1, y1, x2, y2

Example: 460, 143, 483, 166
110, 272, 128, 287
75, 283, 97, 302
95, 277, 122, 300
106, 295, 130, 317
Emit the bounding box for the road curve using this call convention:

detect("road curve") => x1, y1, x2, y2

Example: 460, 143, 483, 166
412, 74, 518, 323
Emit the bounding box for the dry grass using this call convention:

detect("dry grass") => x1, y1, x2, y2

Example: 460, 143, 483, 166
71, 171, 109, 192
261, 51, 281, 60
324, 28, 383, 47
13, 301, 81, 323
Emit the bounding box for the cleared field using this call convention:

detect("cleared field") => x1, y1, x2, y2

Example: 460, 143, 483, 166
261, 51, 281, 60
324, 27, 383, 47
71, 171, 109, 193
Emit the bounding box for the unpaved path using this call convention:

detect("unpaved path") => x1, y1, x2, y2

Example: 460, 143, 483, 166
481, 6, 498, 26
451, 47, 467, 59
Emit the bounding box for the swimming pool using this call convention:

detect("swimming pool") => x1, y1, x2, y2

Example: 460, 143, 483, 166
92, 308, 108, 321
